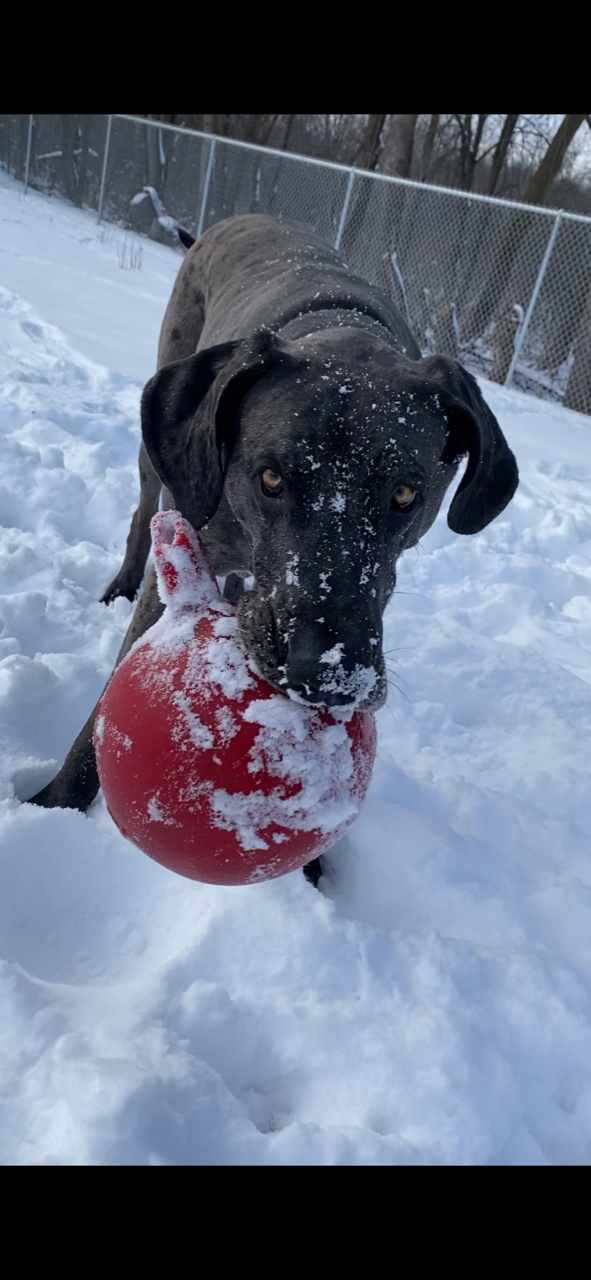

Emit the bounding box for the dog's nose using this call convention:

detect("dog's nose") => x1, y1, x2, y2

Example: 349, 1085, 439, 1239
285, 672, 355, 708
284, 639, 373, 708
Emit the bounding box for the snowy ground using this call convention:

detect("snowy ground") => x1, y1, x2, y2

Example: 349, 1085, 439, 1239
2, 172, 591, 1165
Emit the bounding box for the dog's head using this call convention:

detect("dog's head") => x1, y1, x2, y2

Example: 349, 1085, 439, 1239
141, 329, 518, 711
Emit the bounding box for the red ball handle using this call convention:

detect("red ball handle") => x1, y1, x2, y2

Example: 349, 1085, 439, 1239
151, 511, 222, 614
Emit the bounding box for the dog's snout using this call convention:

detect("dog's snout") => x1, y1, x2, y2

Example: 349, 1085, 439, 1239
283, 632, 380, 709
238, 590, 385, 711
283, 662, 354, 708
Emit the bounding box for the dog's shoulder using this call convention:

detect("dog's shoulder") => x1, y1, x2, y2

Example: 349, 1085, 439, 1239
179, 215, 420, 360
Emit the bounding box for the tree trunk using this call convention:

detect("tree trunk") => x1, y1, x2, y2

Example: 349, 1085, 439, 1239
564, 338, 591, 414
488, 114, 520, 195
490, 305, 520, 383
465, 114, 488, 191
282, 115, 295, 150
455, 115, 472, 188
74, 115, 91, 207
60, 115, 76, 202
421, 114, 440, 180
257, 115, 279, 147
213, 114, 232, 138
522, 114, 587, 205
355, 113, 387, 171
564, 273, 591, 412
433, 304, 457, 358
381, 114, 418, 178
461, 207, 530, 341
13, 115, 29, 182
243, 114, 264, 144
146, 117, 164, 190
455, 114, 488, 191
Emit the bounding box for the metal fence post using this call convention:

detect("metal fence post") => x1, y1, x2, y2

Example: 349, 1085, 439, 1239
97, 115, 113, 224
23, 115, 34, 194
335, 169, 355, 251
197, 138, 216, 239
505, 211, 563, 389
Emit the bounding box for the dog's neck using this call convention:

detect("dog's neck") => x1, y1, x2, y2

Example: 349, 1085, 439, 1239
277, 306, 398, 348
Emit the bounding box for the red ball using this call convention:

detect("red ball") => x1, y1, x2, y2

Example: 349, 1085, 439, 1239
95, 513, 376, 885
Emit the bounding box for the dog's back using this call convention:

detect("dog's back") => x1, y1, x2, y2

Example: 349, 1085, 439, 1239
157, 215, 421, 368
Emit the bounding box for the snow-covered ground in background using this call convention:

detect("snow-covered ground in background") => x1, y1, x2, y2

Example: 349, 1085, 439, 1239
2, 172, 591, 1165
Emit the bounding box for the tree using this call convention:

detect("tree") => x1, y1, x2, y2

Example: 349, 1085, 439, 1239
565, 285, 591, 413
420, 114, 440, 181
355, 114, 387, 171
380, 115, 419, 179
454, 114, 489, 191
488, 114, 520, 195
522, 114, 587, 205
242, 115, 279, 146
60, 115, 77, 204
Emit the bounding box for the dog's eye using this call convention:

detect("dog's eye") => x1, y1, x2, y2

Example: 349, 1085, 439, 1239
261, 468, 283, 497
392, 484, 417, 511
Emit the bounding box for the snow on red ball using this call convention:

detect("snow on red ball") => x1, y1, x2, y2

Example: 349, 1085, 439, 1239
95, 512, 376, 885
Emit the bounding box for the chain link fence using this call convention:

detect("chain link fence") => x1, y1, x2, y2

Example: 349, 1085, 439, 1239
2, 113, 591, 415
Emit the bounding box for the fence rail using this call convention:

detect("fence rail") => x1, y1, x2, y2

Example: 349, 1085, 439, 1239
2, 113, 591, 415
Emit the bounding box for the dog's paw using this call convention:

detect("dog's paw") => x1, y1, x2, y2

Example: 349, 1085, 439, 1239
28, 780, 78, 810
222, 573, 245, 604
100, 575, 140, 605
28, 776, 97, 813
28, 748, 101, 813
302, 856, 324, 889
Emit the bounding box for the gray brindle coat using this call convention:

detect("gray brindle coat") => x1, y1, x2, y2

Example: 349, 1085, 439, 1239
32, 215, 518, 867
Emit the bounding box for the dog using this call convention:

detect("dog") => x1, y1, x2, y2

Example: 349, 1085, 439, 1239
32, 214, 518, 882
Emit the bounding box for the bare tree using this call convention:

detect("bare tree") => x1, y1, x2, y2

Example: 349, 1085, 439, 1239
420, 114, 440, 180
145, 115, 167, 192
241, 115, 279, 146
381, 115, 419, 178
522, 114, 587, 204
488, 114, 520, 195
60, 115, 76, 203
454, 114, 490, 191
355, 114, 387, 170
565, 285, 591, 413
134, 114, 591, 209
282, 116, 295, 150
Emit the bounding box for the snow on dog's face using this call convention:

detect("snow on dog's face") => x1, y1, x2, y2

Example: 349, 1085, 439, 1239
224, 331, 498, 712
142, 330, 518, 713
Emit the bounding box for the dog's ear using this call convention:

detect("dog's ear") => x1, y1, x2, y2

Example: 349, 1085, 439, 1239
141, 331, 286, 530
420, 357, 519, 534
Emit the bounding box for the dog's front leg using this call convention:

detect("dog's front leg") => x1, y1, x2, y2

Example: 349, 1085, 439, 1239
30, 565, 164, 812
101, 444, 161, 605
222, 572, 245, 603
303, 857, 324, 887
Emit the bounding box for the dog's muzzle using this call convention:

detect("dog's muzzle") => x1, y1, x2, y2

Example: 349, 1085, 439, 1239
237, 594, 386, 712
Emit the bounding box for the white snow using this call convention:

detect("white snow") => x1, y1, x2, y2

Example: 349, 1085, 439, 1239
319, 643, 345, 667
2, 171, 591, 1165
285, 553, 300, 588
205, 627, 257, 701
238, 694, 361, 842
170, 689, 214, 752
